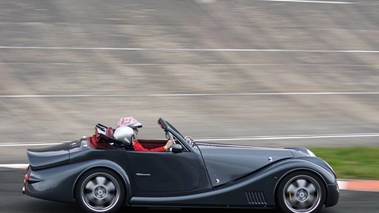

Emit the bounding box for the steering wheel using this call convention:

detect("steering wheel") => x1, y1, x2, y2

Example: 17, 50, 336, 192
164, 131, 177, 152
166, 131, 177, 144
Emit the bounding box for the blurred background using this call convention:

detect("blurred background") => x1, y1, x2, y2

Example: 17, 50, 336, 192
1, 0, 379, 163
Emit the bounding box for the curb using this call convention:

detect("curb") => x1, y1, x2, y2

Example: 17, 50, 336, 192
338, 179, 379, 192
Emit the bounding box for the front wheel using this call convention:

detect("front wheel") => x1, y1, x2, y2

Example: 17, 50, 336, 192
75, 168, 126, 213
277, 171, 326, 213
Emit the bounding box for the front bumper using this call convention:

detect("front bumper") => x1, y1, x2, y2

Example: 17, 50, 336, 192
325, 182, 339, 207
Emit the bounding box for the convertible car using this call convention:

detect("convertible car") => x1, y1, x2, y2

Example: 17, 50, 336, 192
23, 118, 339, 213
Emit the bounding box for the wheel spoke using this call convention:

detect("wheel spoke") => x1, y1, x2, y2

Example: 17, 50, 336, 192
85, 180, 96, 191
105, 181, 116, 192
288, 196, 298, 207
297, 200, 307, 208
305, 194, 316, 206
85, 191, 97, 203
96, 197, 107, 206
306, 183, 316, 194
96, 176, 107, 185
287, 184, 297, 194
296, 179, 307, 188
103, 192, 115, 204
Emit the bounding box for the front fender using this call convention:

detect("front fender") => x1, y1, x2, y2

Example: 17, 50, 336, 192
239, 158, 337, 206
269, 158, 337, 186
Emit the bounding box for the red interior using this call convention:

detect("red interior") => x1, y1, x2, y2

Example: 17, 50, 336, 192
87, 127, 166, 150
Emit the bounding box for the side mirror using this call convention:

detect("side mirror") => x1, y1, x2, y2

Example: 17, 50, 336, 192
171, 144, 183, 153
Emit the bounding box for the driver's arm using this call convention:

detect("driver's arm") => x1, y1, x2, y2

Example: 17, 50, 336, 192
163, 139, 173, 151
133, 140, 172, 152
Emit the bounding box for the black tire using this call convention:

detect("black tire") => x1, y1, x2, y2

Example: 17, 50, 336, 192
277, 171, 326, 213
75, 168, 126, 213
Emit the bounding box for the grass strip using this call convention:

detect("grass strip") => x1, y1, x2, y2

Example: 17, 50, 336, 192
309, 146, 379, 180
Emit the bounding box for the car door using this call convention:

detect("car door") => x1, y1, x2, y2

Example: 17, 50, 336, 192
126, 150, 207, 194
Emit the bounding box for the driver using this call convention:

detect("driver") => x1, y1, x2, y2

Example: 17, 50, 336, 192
114, 116, 173, 151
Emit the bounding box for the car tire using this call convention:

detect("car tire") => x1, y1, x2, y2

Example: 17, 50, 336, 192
75, 168, 126, 213
277, 171, 326, 213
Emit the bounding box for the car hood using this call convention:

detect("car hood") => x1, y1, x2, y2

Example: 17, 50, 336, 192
196, 142, 295, 186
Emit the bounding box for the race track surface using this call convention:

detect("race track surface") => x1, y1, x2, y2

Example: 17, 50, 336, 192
0, 0, 379, 212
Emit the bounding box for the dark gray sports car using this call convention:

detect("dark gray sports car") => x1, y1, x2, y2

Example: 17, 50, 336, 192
23, 118, 339, 213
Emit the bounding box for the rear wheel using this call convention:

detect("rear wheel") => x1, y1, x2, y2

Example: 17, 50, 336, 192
75, 168, 126, 213
277, 171, 326, 213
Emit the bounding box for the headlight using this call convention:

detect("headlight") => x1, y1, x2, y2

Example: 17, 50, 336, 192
306, 149, 316, 157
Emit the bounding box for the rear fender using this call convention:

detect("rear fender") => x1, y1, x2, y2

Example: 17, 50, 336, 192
73, 159, 132, 204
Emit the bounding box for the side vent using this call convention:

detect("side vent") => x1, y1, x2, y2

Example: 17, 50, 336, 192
245, 190, 267, 205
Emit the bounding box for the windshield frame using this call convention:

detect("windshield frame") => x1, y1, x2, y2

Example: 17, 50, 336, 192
157, 118, 196, 151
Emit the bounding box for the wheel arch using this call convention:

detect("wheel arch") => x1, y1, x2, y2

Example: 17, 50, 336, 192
72, 160, 132, 205
274, 168, 328, 212
275, 168, 328, 194
271, 159, 336, 205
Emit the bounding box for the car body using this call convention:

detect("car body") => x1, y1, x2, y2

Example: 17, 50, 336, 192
23, 118, 339, 213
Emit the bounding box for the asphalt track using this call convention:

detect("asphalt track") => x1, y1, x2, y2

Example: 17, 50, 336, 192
1, 0, 379, 212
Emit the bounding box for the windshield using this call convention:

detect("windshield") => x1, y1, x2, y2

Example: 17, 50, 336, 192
158, 118, 195, 147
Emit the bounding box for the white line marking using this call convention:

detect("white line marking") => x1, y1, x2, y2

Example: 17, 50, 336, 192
0, 164, 28, 169
0, 46, 376, 53
1, 133, 379, 147
1, 92, 379, 98
264, 0, 354, 4
197, 133, 379, 141
195, 0, 216, 3
0, 142, 65, 147
337, 180, 347, 190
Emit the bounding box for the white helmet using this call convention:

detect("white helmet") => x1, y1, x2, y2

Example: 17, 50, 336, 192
117, 116, 142, 129
113, 126, 135, 145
